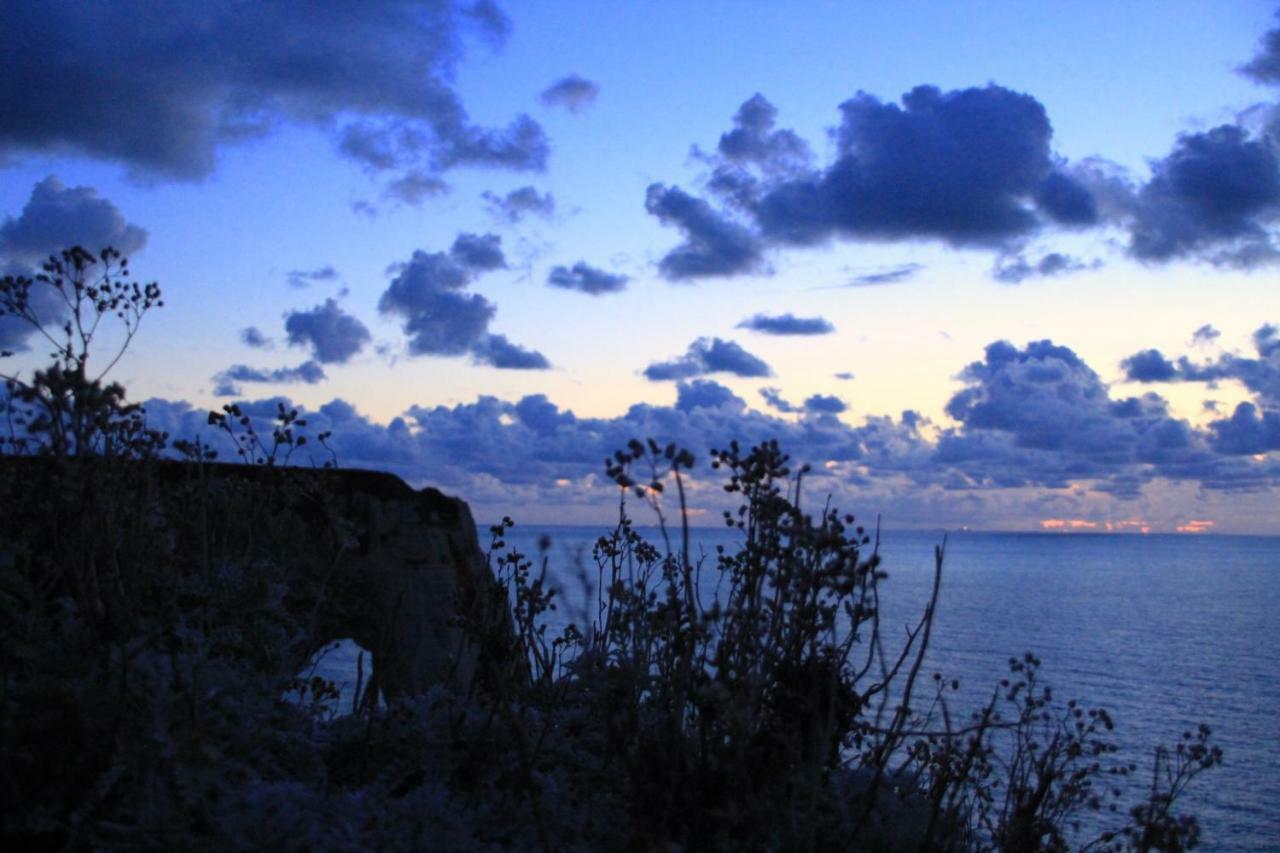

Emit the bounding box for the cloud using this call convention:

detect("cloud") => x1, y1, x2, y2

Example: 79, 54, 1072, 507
939, 339, 1242, 495
992, 252, 1093, 283
1192, 324, 1221, 344
285, 265, 339, 289
377, 236, 546, 369
212, 360, 327, 396
644, 184, 764, 280
644, 337, 771, 380
1122, 323, 1280, 408
1127, 125, 1280, 266
484, 186, 555, 222
384, 172, 450, 206
471, 333, 550, 369
759, 387, 797, 413
539, 74, 599, 112
1240, 14, 1280, 84
547, 262, 628, 295
752, 85, 1083, 249
0, 177, 147, 262
847, 263, 923, 286
0, 263, 64, 353
450, 232, 507, 272
1121, 349, 1178, 382
284, 298, 372, 364
737, 312, 834, 335
0, 2, 546, 181
239, 326, 273, 349
804, 394, 847, 415
1207, 402, 1280, 454
134, 337, 1280, 528
712, 93, 812, 175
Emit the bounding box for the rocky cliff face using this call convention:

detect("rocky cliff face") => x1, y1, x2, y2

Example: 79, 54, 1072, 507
0, 457, 495, 701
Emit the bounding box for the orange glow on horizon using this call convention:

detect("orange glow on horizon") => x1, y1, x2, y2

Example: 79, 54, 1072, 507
1039, 518, 1151, 533
1176, 519, 1215, 534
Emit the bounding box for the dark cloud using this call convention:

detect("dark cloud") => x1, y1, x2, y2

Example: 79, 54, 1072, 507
1033, 170, 1100, 225
1241, 14, 1280, 84
644, 337, 771, 381
284, 298, 371, 364
378, 238, 545, 369
132, 338, 1280, 521
1127, 125, 1280, 266
384, 172, 450, 206
547, 262, 628, 295
754, 85, 1077, 248
992, 252, 1093, 283
0, 1, 546, 180
938, 339, 1243, 495
847, 263, 923, 286
212, 360, 326, 396
804, 394, 847, 415
1121, 349, 1178, 382
1122, 324, 1280, 409
676, 379, 746, 413
1208, 402, 1280, 454
286, 265, 339, 289
379, 250, 495, 355
759, 387, 797, 413
713, 94, 812, 175
450, 232, 507, 272
471, 333, 550, 369
834, 371, 856, 381
1192, 324, 1221, 344
539, 74, 599, 112
0, 177, 147, 262
737, 313, 834, 335
483, 186, 555, 222
239, 326, 272, 349
644, 184, 764, 280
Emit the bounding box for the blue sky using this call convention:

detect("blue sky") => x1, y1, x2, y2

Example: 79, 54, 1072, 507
2, 1, 1280, 532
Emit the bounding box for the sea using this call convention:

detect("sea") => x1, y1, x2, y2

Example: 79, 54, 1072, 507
312, 525, 1280, 850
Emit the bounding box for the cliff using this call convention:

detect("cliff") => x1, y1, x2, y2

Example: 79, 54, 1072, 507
0, 456, 494, 701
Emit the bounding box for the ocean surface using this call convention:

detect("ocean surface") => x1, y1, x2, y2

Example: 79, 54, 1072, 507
314, 525, 1280, 850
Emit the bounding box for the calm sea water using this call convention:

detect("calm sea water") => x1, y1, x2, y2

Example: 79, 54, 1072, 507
310, 525, 1279, 848
492, 524, 1280, 851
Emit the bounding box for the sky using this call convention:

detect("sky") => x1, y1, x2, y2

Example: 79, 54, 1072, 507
2, 1, 1280, 533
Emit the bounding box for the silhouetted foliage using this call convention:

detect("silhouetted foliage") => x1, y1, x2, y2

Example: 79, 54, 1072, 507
0, 248, 1222, 849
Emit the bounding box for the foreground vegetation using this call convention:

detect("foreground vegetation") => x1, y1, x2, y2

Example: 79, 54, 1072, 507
1, 249, 1221, 849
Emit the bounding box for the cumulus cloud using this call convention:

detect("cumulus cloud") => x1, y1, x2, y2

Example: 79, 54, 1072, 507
0, 2, 547, 181
450, 232, 507, 272
644, 184, 764, 280
547, 262, 628, 295
484, 186, 555, 222
737, 313, 834, 335
239, 326, 273, 349
939, 339, 1248, 495
378, 234, 547, 369
285, 265, 339, 289
1241, 13, 1280, 84
992, 252, 1094, 283
384, 172, 450, 206
759, 387, 797, 413
539, 73, 599, 112
804, 394, 847, 415
284, 299, 372, 364
1121, 349, 1178, 382
712, 93, 812, 175
644, 337, 771, 380
1127, 125, 1280, 266
471, 333, 550, 369
753, 85, 1083, 248
1192, 324, 1221, 344
132, 339, 1280, 526
212, 360, 326, 396
0, 177, 147, 262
